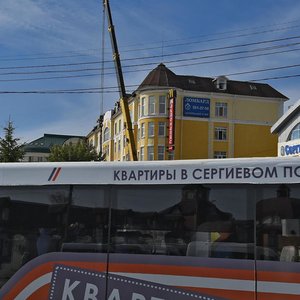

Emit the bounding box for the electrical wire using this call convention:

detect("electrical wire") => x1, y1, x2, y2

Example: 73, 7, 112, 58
0, 45, 299, 82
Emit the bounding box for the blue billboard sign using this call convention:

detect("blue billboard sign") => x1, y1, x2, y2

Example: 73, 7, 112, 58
183, 97, 210, 118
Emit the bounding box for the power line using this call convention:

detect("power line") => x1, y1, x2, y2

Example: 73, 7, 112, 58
251, 74, 300, 81
225, 64, 300, 77
1, 20, 299, 61
1, 70, 300, 95
1, 34, 300, 73
0, 45, 299, 82
0, 38, 298, 77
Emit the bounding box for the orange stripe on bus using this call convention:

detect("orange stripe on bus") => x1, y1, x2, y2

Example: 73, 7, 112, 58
27, 284, 50, 300
258, 270, 300, 283
257, 292, 300, 300
183, 286, 255, 300
108, 263, 255, 280
3, 260, 106, 300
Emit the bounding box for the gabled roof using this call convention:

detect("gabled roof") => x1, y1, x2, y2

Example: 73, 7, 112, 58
271, 99, 300, 134
137, 63, 288, 100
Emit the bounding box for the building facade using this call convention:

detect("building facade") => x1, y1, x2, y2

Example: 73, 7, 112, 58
88, 64, 288, 161
271, 99, 300, 157
23, 134, 85, 162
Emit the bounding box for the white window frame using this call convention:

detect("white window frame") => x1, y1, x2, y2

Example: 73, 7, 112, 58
214, 151, 227, 159
103, 127, 110, 142
148, 96, 155, 115
148, 122, 155, 137
168, 151, 175, 160
159, 95, 166, 114
140, 147, 144, 161
147, 145, 154, 161
214, 127, 227, 140
140, 97, 146, 117
158, 145, 165, 160
215, 102, 227, 117
118, 119, 122, 132
158, 122, 166, 136
290, 123, 300, 141
141, 123, 145, 138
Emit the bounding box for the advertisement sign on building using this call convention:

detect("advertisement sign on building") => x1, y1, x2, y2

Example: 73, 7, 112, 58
278, 140, 300, 157
183, 97, 210, 118
168, 89, 176, 151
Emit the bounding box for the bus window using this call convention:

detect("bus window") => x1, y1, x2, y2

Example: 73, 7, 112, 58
61, 185, 109, 253
111, 184, 254, 259
256, 184, 300, 261
0, 185, 109, 287
0, 186, 69, 286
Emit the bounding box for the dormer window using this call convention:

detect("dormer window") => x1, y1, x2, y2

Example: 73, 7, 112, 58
213, 76, 228, 91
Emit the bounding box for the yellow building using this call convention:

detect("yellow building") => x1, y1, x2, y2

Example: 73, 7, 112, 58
89, 64, 288, 161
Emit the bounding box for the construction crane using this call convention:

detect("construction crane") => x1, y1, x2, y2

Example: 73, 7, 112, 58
103, 0, 138, 161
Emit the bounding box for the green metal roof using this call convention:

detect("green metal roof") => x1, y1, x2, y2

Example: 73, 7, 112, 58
23, 134, 85, 153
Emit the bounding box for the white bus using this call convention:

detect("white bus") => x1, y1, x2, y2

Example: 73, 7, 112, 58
0, 157, 300, 300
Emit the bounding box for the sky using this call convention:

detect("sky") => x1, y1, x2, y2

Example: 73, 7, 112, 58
0, 0, 300, 143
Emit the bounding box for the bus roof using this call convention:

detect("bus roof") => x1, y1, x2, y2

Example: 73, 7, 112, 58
0, 157, 299, 186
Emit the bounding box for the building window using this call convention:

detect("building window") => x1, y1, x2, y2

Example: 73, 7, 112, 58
114, 123, 117, 135
168, 151, 175, 160
214, 76, 227, 90
140, 97, 146, 117
158, 145, 165, 160
148, 122, 154, 137
149, 96, 155, 115
215, 102, 227, 117
103, 127, 110, 142
118, 140, 121, 152
159, 95, 166, 114
158, 122, 166, 136
214, 151, 227, 159
289, 123, 300, 141
140, 147, 144, 161
147, 146, 154, 160
129, 110, 133, 123
118, 120, 122, 132
215, 127, 227, 140
141, 123, 145, 138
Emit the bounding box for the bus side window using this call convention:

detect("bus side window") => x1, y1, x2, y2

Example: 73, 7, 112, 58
256, 185, 300, 262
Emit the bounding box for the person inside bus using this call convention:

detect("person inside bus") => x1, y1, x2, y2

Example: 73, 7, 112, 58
36, 228, 50, 255
211, 221, 239, 258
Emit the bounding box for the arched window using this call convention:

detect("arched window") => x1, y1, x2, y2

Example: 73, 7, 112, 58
103, 127, 110, 142
289, 123, 300, 141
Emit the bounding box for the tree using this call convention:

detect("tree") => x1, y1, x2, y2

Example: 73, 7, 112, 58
48, 140, 99, 162
0, 120, 25, 162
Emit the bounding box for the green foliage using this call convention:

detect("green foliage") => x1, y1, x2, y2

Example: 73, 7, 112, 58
0, 120, 25, 162
48, 140, 99, 162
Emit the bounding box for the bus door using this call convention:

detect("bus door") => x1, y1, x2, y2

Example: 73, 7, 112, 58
256, 184, 300, 300
0, 185, 110, 300
108, 184, 256, 300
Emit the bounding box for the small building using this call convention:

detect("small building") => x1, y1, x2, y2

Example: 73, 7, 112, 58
271, 99, 300, 157
23, 134, 85, 162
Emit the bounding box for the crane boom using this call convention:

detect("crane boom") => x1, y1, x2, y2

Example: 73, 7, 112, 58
103, 0, 138, 161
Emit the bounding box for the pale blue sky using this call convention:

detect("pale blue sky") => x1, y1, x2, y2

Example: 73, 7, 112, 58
0, 0, 299, 142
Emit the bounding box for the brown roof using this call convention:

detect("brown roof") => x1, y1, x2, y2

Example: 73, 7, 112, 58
137, 63, 288, 100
